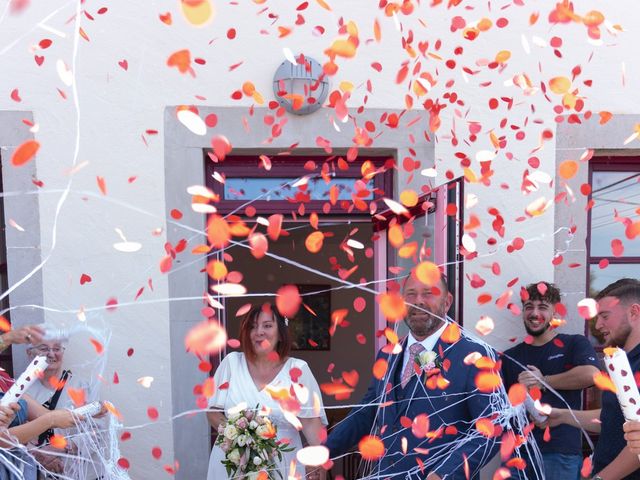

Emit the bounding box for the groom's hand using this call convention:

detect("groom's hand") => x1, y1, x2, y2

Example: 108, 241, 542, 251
426, 473, 442, 480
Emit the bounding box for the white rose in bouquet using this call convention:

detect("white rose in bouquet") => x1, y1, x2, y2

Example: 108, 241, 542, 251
249, 420, 258, 430
253, 456, 262, 466
255, 425, 269, 438
224, 424, 239, 441
227, 449, 241, 465
236, 434, 248, 447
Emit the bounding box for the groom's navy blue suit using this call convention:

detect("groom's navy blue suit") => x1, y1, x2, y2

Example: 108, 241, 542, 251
326, 332, 502, 479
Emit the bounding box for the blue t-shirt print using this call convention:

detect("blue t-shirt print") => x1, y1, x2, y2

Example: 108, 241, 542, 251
501, 333, 600, 455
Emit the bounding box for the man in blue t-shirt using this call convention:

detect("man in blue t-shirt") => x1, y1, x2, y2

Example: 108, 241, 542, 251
501, 281, 599, 479
549, 278, 640, 480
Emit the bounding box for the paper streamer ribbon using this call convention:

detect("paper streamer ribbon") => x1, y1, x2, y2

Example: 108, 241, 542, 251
0, 355, 48, 406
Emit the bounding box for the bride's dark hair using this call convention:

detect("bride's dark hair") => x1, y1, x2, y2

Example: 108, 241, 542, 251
239, 303, 291, 362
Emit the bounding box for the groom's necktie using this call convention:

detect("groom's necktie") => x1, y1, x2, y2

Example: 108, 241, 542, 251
401, 343, 425, 388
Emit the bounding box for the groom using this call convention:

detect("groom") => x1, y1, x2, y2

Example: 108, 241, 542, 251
325, 270, 503, 479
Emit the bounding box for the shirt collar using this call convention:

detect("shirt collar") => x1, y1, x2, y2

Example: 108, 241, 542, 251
407, 322, 448, 353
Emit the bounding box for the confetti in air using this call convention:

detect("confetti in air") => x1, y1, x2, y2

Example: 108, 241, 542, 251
0, 0, 635, 478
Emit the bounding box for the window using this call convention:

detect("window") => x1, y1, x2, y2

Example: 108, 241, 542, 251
205, 155, 392, 215
587, 157, 640, 344
223, 177, 374, 202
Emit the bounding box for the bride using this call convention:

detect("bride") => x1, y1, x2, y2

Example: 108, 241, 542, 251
206, 303, 328, 480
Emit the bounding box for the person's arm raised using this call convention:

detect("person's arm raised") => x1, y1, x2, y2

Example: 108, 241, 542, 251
544, 407, 601, 433
5, 409, 78, 445
594, 446, 640, 480
0, 325, 45, 352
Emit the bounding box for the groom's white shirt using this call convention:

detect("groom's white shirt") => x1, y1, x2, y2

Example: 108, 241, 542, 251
401, 322, 447, 375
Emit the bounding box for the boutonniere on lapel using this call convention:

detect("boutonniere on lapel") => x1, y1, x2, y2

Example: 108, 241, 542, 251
414, 350, 442, 377
415, 347, 450, 390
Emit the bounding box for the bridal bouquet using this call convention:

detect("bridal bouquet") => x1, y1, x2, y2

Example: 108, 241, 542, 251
216, 407, 293, 479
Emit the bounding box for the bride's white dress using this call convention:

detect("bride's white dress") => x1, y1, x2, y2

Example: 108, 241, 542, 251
207, 352, 328, 479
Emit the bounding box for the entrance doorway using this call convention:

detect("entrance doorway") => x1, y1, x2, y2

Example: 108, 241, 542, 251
206, 154, 392, 406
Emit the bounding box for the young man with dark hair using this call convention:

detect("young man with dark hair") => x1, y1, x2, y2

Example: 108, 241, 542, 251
501, 281, 599, 478
549, 278, 640, 480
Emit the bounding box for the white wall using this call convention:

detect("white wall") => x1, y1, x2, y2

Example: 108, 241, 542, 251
1, 0, 640, 478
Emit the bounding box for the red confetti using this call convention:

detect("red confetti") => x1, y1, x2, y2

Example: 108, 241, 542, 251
96, 176, 107, 195
581, 456, 593, 478
90, 338, 104, 354
167, 49, 192, 75
11, 140, 40, 167
106, 297, 118, 311
508, 384, 526, 406
205, 114, 217, 127
276, 285, 302, 318
611, 239, 624, 257
358, 436, 384, 460
50, 434, 67, 449
152, 447, 162, 459
373, 358, 389, 380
